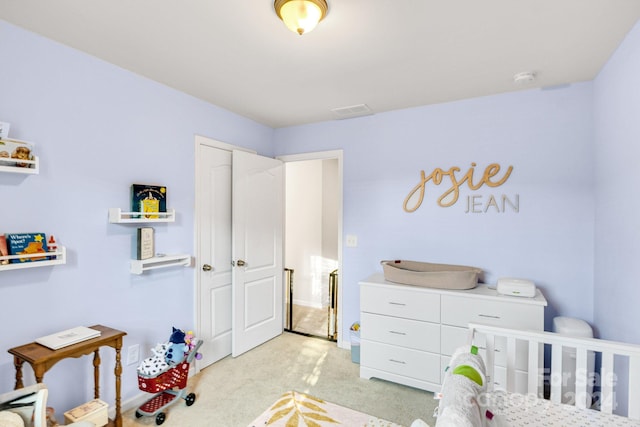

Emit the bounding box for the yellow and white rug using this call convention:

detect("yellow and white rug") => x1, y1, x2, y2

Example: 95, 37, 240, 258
249, 391, 404, 427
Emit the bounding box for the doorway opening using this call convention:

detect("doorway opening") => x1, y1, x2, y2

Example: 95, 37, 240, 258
279, 152, 343, 343
284, 267, 338, 340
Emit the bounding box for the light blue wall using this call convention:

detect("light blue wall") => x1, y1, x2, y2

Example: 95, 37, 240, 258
3, 12, 639, 419
274, 85, 596, 338
0, 19, 272, 412
593, 20, 640, 344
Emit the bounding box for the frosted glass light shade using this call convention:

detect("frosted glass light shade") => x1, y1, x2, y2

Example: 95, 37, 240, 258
275, 0, 328, 35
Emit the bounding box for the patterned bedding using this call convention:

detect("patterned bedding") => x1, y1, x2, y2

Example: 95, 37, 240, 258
485, 390, 640, 427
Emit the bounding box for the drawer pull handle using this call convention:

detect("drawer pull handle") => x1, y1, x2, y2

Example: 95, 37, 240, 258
388, 302, 406, 306
478, 314, 501, 319
389, 331, 407, 336
389, 359, 406, 364
478, 346, 500, 353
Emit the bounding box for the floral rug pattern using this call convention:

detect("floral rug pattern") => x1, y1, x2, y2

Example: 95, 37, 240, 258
249, 391, 403, 427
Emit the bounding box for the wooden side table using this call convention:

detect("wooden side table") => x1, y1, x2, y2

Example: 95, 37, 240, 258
8, 325, 127, 427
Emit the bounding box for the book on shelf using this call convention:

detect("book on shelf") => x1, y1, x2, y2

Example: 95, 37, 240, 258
35, 326, 101, 350
0, 121, 10, 139
137, 227, 154, 260
131, 184, 167, 219
0, 235, 9, 265
0, 138, 35, 168
5, 232, 48, 264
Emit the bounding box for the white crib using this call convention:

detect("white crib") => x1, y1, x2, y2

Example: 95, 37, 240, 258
466, 322, 640, 426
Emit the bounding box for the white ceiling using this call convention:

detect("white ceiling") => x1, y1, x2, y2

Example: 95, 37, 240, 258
2, 1, 640, 128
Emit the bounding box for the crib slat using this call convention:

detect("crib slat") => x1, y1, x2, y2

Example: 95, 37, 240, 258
527, 340, 540, 396
600, 351, 614, 415
629, 355, 640, 420
550, 343, 563, 403
485, 333, 495, 391
506, 336, 517, 392
574, 346, 588, 410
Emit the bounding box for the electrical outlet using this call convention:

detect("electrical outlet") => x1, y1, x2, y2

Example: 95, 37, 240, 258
127, 344, 140, 366
346, 234, 358, 247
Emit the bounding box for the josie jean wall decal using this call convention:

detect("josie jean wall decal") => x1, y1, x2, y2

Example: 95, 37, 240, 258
403, 163, 518, 213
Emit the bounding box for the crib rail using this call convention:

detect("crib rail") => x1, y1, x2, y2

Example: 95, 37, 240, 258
467, 322, 640, 420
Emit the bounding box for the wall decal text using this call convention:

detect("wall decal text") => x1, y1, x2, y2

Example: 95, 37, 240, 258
403, 163, 514, 212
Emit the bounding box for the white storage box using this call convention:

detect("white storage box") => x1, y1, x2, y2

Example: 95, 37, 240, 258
496, 277, 536, 297
64, 399, 108, 427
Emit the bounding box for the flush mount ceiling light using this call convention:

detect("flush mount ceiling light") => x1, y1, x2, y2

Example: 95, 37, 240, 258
274, 0, 328, 35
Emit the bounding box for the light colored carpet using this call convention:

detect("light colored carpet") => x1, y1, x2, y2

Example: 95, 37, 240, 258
123, 332, 437, 427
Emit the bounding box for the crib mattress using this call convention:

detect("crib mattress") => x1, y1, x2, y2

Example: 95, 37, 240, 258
486, 391, 640, 427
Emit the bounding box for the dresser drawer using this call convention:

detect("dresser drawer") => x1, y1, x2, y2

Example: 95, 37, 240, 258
361, 284, 440, 322
441, 325, 468, 356
361, 340, 441, 384
441, 295, 542, 329
361, 312, 440, 353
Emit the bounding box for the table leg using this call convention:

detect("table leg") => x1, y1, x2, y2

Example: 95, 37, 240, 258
93, 350, 101, 399
13, 357, 24, 389
114, 345, 123, 427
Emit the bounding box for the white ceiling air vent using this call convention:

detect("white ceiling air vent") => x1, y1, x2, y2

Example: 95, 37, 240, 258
513, 71, 536, 84
331, 104, 373, 120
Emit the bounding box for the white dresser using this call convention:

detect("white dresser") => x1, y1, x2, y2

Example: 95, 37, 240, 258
359, 273, 547, 393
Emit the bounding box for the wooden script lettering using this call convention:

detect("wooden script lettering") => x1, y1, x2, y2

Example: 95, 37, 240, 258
403, 163, 514, 212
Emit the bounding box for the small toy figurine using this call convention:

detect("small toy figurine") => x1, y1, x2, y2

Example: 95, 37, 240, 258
47, 235, 58, 252
165, 327, 188, 365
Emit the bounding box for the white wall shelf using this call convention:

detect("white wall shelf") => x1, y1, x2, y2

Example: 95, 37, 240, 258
108, 207, 189, 274
0, 246, 66, 271
108, 208, 175, 223
0, 156, 39, 174
130, 254, 192, 275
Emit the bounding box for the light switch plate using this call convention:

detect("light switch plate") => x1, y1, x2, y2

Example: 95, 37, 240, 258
127, 344, 140, 365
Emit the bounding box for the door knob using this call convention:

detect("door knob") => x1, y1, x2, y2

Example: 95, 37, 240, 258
236, 259, 246, 267
202, 264, 213, 271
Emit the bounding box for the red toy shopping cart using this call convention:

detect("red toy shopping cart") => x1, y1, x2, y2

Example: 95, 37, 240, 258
135, 340, 202, 425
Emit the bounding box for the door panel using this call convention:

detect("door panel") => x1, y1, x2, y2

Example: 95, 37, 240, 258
244, 277, 276, 328
232, 150, 284, 357
212, 285, 232, 335
197, 144, 232, 368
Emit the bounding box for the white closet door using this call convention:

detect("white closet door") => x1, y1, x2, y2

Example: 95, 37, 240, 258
196, 143, 233, 368
231, 150, 284, 357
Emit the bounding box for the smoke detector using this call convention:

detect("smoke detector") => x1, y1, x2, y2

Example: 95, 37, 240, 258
331, 104, 373, 120
513, 71, 536, 84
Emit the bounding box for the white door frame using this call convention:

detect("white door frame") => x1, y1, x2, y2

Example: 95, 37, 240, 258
193, 134, 255, 373
277, 150, 345, 349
